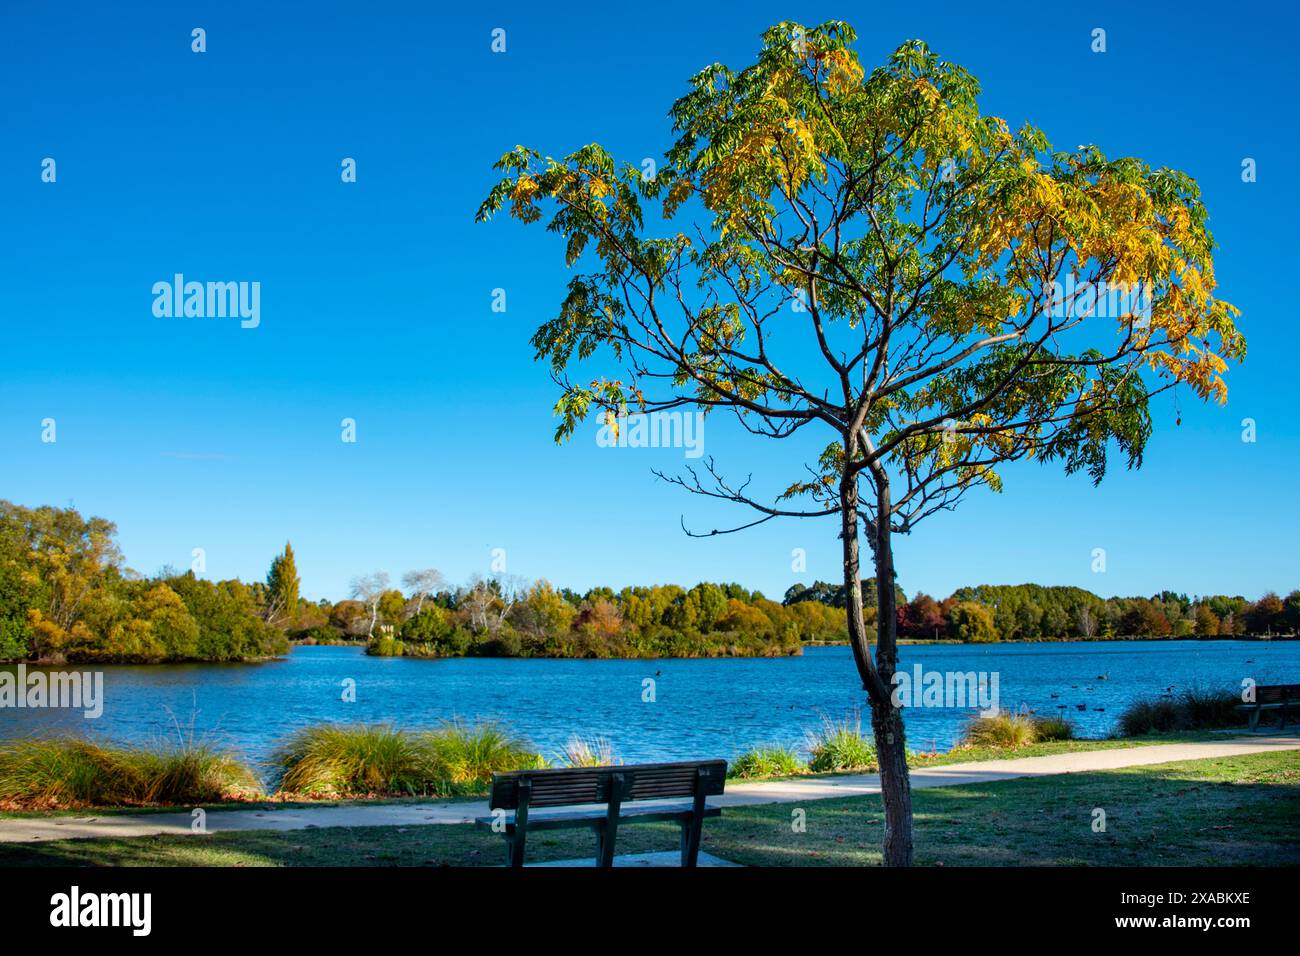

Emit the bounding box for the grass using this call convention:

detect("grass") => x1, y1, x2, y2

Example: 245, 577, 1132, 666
0, 736, 259, 810
555, 735, 618, 768
273, 724, 431, 798
4, 749, 1296, 867
423, 719, 546, 788
272, 721, 543, 798
959, 709, 1075, 749
1033, 714, 1076, 742
805, 711, 877, 772
1119, 687, 1244, 737
729, 745, 803, 779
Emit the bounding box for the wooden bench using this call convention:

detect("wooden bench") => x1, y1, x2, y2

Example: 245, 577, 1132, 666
475, 759, 727, 867
1236, 683, 1300, 731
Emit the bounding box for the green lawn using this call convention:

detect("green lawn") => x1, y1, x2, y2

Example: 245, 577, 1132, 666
3, 749, 1297, 867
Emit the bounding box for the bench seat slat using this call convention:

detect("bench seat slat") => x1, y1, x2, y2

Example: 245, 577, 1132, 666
475, 803, 722, 831
490, 759, 727, 809
1237, 683, 1300, 707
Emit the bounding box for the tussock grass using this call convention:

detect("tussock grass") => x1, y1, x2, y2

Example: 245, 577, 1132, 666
805, 712, 877, 772
272, 724, 429, 798
961, 710, 1038, 749
272, 721, 543, 798
729, 745, 804, 779
422, 719, 545, 787
960, 709, 1075, 749
555, 734, 619, 768
0, 736, 259, 810
1119, 686, 1242, 737
1031, 714, 1075, 742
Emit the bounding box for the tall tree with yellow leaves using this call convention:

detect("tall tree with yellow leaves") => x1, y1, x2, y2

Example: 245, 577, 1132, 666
478, 22, 1245, 865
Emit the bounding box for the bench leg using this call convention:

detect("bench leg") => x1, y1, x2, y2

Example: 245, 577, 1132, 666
595, 824, 617, 868
681, 773, 709, 867
594, 777, 625, 867
509, 781, 532, 867
506, 832, 527, 868
681, 811, 706, 868
1249, 707, 1260, 732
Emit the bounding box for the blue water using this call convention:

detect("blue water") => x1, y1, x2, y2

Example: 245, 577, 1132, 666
1, 641, 1296, 772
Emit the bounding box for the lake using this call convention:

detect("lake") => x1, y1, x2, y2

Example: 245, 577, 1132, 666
2, 641, 1296, 774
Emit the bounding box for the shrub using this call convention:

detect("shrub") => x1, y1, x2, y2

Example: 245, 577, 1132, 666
0, 736, 259, 809
555, 734, 618, 768
805, 712, 877, 772
368, 637, 405, 657
290, 625, 343, 644
728, 745, 804, 779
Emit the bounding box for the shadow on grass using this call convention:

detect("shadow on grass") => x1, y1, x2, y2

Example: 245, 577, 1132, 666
2, 751, 1297, 868
713, 752, 1300, 867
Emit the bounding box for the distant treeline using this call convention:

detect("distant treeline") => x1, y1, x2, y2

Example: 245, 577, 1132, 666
784, 581, 1300, 642
0, 501, 288, 664
361, 580, 839, 660
0, 500, 1294, 665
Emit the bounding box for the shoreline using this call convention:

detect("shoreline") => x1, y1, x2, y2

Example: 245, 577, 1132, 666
1, 632, 1294, 668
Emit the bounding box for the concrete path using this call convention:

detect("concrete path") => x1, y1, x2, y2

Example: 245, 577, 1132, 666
3, 732, 1297, 844
527, 851, 739, 868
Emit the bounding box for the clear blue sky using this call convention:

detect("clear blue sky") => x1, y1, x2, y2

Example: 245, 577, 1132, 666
2, 1, 1296, 603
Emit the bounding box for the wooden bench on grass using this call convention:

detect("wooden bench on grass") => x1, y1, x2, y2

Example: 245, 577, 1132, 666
1237, 683, 1300, 731
475, 759, 727, 867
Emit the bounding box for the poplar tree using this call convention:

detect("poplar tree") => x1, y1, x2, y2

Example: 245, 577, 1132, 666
266, 542, 300, 628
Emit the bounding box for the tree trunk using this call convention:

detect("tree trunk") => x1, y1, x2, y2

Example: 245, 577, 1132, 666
841, 468, 914, 867
839, 477, 874, 686
869, 478, 913, 866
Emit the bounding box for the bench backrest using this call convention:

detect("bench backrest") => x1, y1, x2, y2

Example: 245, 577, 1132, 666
489, 759, 727, 810
1255, 684, 1300, 704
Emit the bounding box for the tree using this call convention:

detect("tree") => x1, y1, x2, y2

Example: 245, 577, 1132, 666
477, 21, 1244, 865
1244, 592, 1284, 635
378, 589, 407, 627
511, 580, 577, 641
462, 573, 527, 633
1193, 603, 1220, 637
948, 601, 997, 643
2, 501, 121, 660
328, 599, 367, 638
1283, 591, 1300, 634
402, 568, 445, 614
265, 542, 300, 628
349, 572, 391, 638
1077, 605, 1097, 640
898, 593, 944, 639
